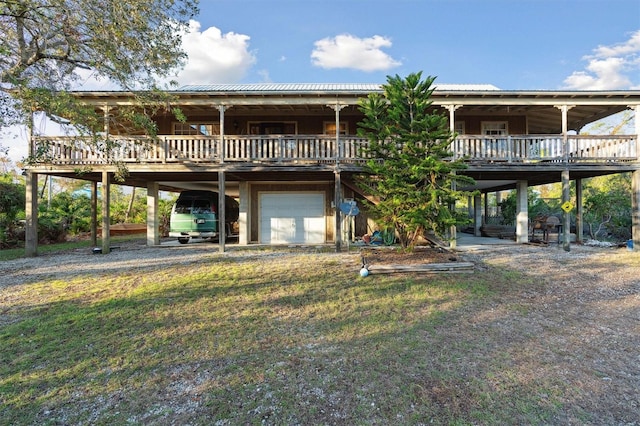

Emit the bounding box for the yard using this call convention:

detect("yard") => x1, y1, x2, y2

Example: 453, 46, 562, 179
1, 240, 638, 425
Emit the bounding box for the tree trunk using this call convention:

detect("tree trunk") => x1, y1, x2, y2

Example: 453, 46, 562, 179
125, 187, 136, 222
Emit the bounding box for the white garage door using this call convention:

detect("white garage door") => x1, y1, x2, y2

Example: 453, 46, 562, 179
260, 193, 326, 244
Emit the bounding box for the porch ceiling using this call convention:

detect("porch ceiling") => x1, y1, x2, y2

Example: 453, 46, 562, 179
77, 88, 639, 134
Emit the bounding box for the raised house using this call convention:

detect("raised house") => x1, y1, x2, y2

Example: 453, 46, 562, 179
23, 83, 640, 254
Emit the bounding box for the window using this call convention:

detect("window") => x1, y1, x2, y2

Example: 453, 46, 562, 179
454, 121, 465, 135
481, 121, 508, 135
324, 121, 348, 135
173, 122, 219, 136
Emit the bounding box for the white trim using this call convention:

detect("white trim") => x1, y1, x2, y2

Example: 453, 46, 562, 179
173, 122, 219, 136
481, 121, 509, 135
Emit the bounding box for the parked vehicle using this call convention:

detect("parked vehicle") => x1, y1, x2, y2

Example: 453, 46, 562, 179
169, 190, 239, 244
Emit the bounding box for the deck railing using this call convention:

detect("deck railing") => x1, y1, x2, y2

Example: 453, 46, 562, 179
452, 135, 638, 162
31, 134, 638, 166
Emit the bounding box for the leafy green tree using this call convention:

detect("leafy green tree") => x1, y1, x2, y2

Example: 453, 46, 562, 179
38, 191, 93, 242
110, 187, 148, 224
357, 72, 475, 249
0, 173, 26, 247
498, 188, 558, 226
1, 0, 196, 172
583, 174, 631, 241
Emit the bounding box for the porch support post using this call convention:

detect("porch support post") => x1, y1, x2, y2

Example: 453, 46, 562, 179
555, 104, 574, 162
561, 169, 571, 252
516, 180, 528, 244
101, 171, 111, 254
101, 104, 111, 253
91, 181, 98, 246
496, 191, 503, 216
473, 193, 482, 237
575, 178, 583, 244
329, 103, 346, 161
633, 105, 640, 161
25, 171, 39, 257
218, 170, 226, 253
103, 105, 110, 133
147, 181, 160, 246
483, 193, 489, 225
445, 105, 461, 132
445, 105, 461, 247
216, 105, 227, 162
334, 168, 342, 252
238, 181, 249, 245
632, 170, 640, 251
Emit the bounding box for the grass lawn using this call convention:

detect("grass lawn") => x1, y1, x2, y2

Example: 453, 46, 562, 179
0, 247, 595, 424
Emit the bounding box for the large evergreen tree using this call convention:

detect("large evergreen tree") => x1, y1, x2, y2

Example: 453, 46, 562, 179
357, 72, 474, 249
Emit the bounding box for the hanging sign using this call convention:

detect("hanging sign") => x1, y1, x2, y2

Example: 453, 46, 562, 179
340, 201, 360, 216
561, 201, 574, 213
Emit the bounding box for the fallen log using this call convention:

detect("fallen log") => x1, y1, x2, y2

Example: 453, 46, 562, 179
366, 262, 474, 274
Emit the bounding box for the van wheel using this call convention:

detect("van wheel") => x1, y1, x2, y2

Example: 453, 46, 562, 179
178, 238, 189, 244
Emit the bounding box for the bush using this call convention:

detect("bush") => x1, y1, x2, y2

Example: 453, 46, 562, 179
0, 178, 26, 248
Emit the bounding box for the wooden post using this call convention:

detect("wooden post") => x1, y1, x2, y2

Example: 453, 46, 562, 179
218, 170, 226, 253
217, 105, 227, 163
575, 178, 583, 244
238, 181, 249, 245
147, 181, 160, 246
483, 192, 489, 225
633, 107, 640, 251
632, 170, 640, 251
25, 171, 39, 257
474, 193, 482, 237
561, 169, 571, 252
101, 171, 111, 254
516, 181, 528, 243
91, 181, 98, 246
335, 169, 342, 252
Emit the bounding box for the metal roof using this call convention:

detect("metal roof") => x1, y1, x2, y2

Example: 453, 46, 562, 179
176, 83, 501, 93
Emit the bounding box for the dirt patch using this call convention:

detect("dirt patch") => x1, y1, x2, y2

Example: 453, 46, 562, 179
359, 245, 459, 266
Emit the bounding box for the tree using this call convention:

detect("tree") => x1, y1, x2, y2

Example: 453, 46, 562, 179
498, 188, 559, 226
1, 0, 196, 164
0, 173, 25, 247
583, 174, 631, 241
357, 72, 475, 249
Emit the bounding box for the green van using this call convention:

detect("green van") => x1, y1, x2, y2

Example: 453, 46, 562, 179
169, 190, 239, 244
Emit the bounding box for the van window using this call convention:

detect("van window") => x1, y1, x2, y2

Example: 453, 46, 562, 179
193, 199, 212, 214
174, 199, 193, 214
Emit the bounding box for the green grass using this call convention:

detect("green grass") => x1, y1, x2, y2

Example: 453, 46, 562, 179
0, 235, 146, 261
1, 250, 576, 425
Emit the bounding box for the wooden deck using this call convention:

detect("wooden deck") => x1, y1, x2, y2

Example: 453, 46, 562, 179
32, 134, 638, 167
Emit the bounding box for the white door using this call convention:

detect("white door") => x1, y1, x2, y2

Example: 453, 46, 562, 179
259, 193, 325, 244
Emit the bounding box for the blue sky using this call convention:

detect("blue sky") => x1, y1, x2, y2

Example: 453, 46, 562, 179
2, 0, 640, 165
172, 0, 640, 90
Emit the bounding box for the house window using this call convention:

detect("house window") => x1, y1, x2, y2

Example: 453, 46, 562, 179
454, 121, 465, 135
248, 122, 297, 135
173, 122, 219, 136
481, 121, 508, 135
324, 121, 348, 135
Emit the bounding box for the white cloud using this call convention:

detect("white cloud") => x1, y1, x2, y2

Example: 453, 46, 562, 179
311, 34, 401, 72
165, 20, 257, 86
68, 20, 258, 90
564, 30, 640, 90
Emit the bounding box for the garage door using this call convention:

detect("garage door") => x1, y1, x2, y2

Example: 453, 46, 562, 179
259, 193, 326, 244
